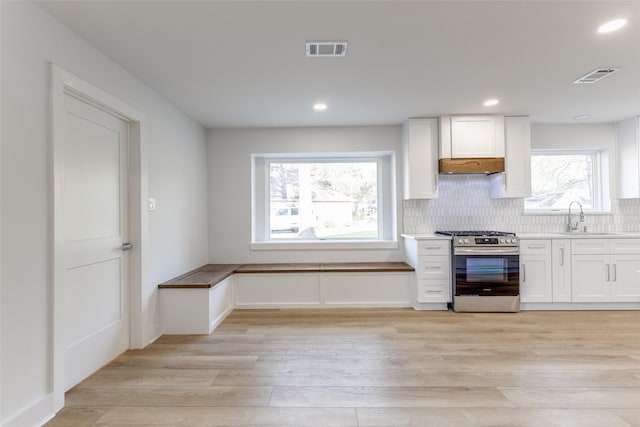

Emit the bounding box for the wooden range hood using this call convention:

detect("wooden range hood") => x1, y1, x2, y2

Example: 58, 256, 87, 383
438, 157, 505, 174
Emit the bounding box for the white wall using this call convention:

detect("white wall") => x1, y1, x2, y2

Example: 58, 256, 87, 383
207, 126, 404, 263
0, 2, 208, 425
531, 123, 615, 150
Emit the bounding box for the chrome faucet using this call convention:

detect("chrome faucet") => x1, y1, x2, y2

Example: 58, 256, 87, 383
567, 200, 584, 232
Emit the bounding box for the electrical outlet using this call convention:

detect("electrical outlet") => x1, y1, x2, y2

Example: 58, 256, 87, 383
148, 198, 156, 211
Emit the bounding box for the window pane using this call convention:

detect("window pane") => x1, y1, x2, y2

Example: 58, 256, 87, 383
525, 153, 594, 210
269, 161, 378, 239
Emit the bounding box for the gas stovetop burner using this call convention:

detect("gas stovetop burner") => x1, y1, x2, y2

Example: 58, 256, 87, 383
435, 230, 516, 237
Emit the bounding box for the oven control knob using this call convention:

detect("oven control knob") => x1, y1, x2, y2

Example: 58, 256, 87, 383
463, 239, 469, 244
500, 238, 505, 243
510, 238, 516, 243
458, 238, 463, 244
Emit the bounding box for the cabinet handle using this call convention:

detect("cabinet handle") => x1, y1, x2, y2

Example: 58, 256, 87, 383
503, 173, 507, 190
606, 264, 610, 282
423, 246, 441, 250
434, 174, 438, 192
522, 264, 526, 282
527, 244, 545, 249
613, 264, 617, 282
560, 248, 564, 266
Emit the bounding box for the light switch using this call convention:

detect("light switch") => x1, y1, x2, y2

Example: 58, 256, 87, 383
148, 198, 157, 211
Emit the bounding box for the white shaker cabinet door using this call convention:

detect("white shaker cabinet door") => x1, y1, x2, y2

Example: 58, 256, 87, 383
571, 254, 610, 302
610, 254, 640, 302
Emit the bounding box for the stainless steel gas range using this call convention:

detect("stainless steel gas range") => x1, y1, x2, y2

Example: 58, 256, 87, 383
435, 231, 520, 313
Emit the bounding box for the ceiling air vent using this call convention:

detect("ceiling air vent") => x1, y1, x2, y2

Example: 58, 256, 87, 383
573, 68, 620, 84
306, 41, 348, 57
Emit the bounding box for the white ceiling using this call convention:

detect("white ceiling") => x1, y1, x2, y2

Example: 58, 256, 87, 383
35, 1, 640, 128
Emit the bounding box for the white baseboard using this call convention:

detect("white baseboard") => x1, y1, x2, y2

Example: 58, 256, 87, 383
209, 304, 235, 333
2, 393, 55, 427
521, 302, 640, 310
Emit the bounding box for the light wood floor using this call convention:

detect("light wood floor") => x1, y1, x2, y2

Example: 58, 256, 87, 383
46, 309, 640, 426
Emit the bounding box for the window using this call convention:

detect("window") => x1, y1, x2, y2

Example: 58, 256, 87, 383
252, 152, 396, 245
525, 150, 609, 212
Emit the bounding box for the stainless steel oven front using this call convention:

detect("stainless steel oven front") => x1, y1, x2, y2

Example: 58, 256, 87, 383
453, 246, 520, 312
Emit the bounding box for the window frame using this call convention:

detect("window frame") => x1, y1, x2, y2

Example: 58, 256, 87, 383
251, 151, 397, 249
524, 149, 610, 214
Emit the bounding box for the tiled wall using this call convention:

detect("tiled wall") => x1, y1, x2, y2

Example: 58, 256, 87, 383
403, 175, 640, 234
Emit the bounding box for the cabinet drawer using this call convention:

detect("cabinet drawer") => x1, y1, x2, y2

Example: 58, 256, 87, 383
519, 240, 551, 254
571, 239, 610, 255
417, 280, 451, 303
610, 239, 640, 254
416, 256, 450, 280
417, 240, 450, 256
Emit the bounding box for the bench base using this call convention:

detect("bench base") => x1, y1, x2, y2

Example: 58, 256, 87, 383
159, 277, 234, 334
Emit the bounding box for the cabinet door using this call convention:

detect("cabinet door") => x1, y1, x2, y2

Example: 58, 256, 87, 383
520, 254, 552, 302
610, 254, 640, 302
416, 256, 450, 281
402, 118, 439, 199
451, 115, 504, 158
489, 116, 531, 198
551, 239, 572, 302
417, 239, 450, 256
610, 239, 640, 254
614, 116, 640, 199
571, 239, 610, 255
571, 255, 610, 302
417, 279, 451, 303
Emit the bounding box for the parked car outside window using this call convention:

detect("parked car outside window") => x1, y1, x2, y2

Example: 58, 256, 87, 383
270, 205, 300, 233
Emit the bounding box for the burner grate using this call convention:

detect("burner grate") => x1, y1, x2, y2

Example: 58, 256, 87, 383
435, 230, 516, 237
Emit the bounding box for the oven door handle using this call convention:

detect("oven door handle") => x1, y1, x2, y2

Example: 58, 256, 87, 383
454, 247, 520, 255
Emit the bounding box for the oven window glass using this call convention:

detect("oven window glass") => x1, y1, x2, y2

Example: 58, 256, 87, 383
466, 258, 507, 282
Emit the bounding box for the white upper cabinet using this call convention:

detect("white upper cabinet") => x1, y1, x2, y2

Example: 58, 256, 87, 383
440, 115, 505, 158
615, 116, 640, 199
402, 118, 439, 200
489, 116, 532, 198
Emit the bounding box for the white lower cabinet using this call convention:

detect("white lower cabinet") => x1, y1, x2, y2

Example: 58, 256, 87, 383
571, 254, 610, 302
403, 237, 451, 306
551, 239, 572, 302
520, 240, 552, 302
610, 254, 640, 301
571, 239, 640, 302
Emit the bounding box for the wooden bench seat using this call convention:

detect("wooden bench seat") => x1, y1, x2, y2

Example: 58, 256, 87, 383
159, 262, 414, 288
158, 264, 240, 289
158, 262, 416, 335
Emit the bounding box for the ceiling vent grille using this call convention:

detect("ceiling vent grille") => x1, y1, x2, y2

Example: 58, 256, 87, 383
306, 41, 348, 57
573, 68, 620, 84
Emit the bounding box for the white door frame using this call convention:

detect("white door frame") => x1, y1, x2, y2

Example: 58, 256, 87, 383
50, 64, 149, 410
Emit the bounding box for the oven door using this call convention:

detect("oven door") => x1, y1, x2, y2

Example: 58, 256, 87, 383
453, 248, 519, 296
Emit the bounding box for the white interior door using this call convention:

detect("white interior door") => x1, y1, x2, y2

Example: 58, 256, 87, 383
63, 93, 130, 390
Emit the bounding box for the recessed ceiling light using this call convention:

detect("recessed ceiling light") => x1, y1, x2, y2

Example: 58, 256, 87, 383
598, 18, 627, 33
574, 114, 591, 120
313, 103, 327, 111
483, 99, 499, 107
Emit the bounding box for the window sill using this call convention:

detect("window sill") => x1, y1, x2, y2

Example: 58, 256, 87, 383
522, 210, 613, 216
250, 240, 399, 251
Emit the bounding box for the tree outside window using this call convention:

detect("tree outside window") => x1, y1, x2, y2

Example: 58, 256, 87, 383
525, 151, 598, 210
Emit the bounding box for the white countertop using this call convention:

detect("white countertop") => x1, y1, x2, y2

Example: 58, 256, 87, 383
518, 232, 640, 239
402, 232, 640, 240
401, 233, 452, 240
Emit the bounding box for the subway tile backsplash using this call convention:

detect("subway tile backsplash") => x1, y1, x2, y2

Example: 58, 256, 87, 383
403, 175, 640, 234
